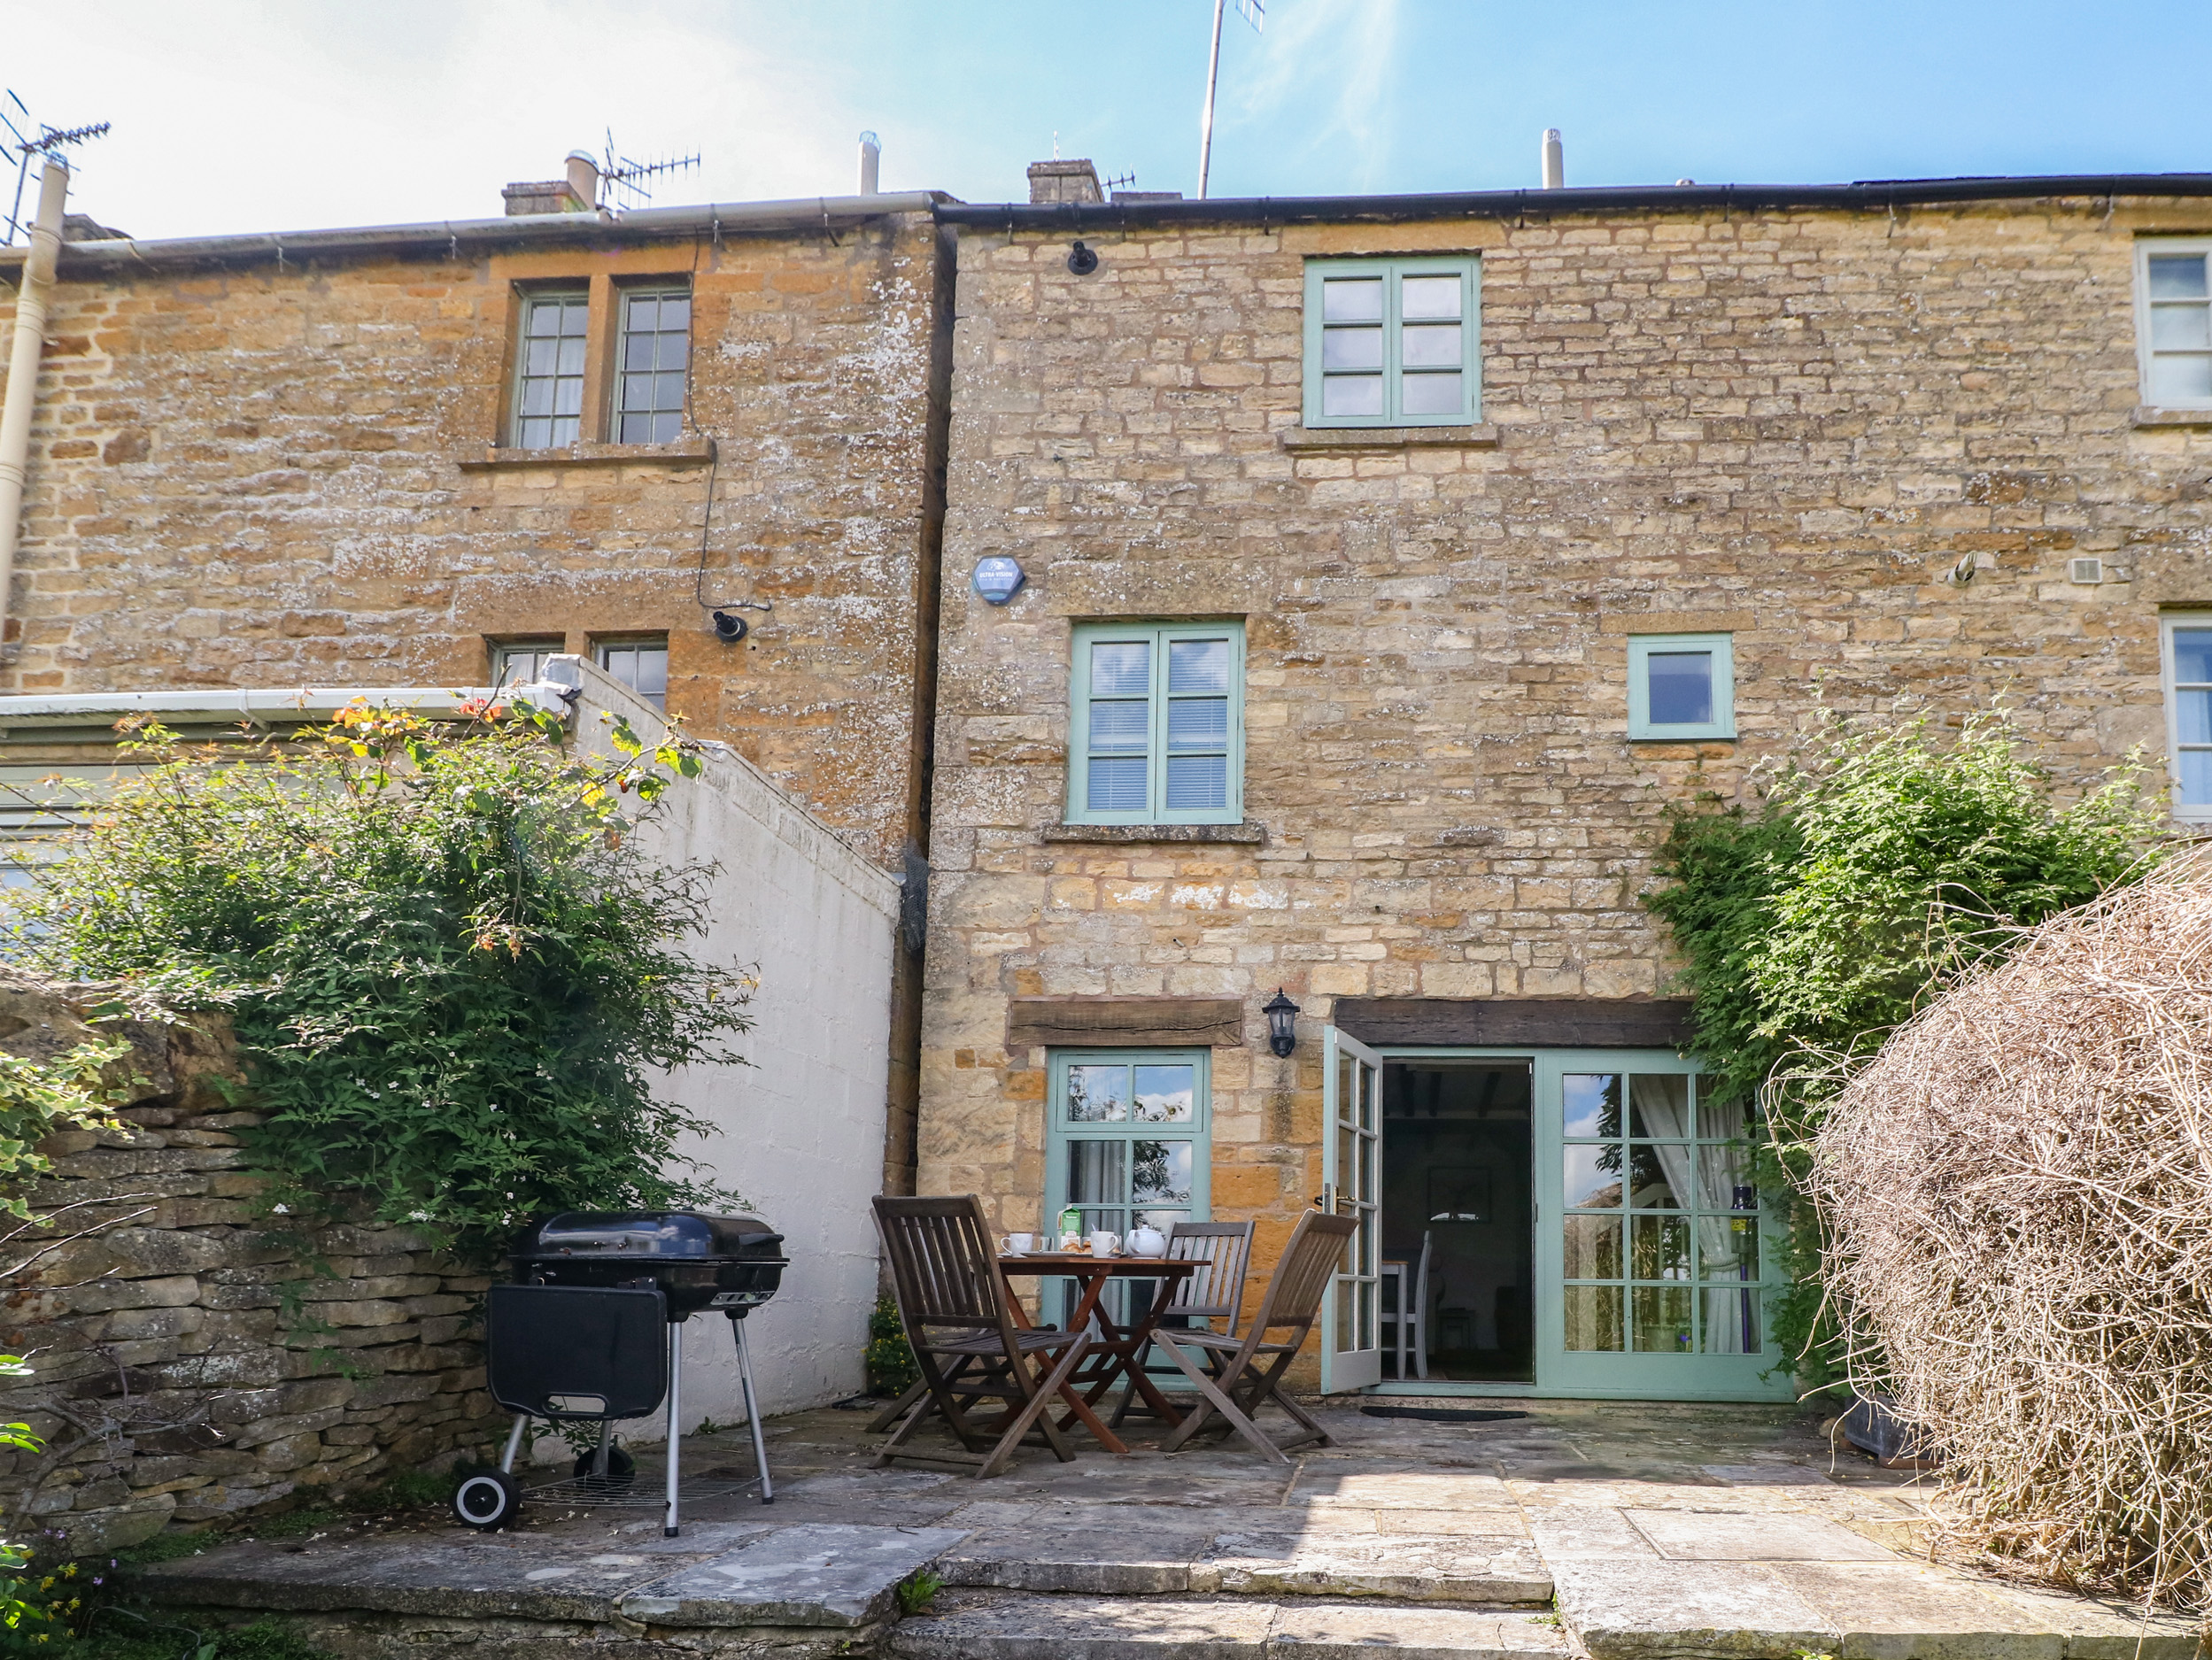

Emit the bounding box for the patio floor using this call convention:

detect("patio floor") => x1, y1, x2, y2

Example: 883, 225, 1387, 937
136, 1393, 2204, 1658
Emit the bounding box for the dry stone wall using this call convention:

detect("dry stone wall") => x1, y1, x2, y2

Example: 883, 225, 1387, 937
0, 977, 495, 1553
920, 196, 2212, 1303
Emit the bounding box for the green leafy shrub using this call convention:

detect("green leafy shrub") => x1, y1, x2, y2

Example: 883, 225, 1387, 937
0, 1032, 130, 1223
866, 1293, 917, 1396
8, 703, 752, 1255
1644, 712, 2161, 1391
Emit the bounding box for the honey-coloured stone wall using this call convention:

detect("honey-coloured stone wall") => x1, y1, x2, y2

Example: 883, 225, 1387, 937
0, 976, 495, 1553
919, 196, 2212, 1323
0, 212, 950, 869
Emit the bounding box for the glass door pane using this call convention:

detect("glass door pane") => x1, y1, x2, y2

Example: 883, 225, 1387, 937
1535, 1050, 1791, 1401
1045, 1050, 1210, 1328
1322, 1028, 1383, 1391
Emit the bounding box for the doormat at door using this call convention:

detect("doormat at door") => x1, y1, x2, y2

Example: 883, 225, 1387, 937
1359, 1405, 1529, 1422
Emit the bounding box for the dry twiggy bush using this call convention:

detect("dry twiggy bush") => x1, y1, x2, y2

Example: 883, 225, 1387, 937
1811, 847, 2212, 1606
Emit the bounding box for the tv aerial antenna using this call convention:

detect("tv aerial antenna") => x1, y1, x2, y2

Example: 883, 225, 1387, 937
0, 91, 110, 243
598, 129, 700, 212
1196, 0, 1262, 200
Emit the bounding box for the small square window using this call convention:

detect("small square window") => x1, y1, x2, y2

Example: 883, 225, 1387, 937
2137, 242, 2212, 408
1303, 259, 1479, 429
2163, 614, 2212, 821
491, 639, 564, 689
509, 289, 589, 447
1628, 634, 1736, 741
597, 637, 669, 712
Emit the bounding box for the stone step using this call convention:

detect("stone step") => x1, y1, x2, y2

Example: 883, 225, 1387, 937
890, 1588, 1574, 1659
936, 1522, 1551, 1604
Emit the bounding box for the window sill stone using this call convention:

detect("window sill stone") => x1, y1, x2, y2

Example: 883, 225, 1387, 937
1281, 424, 1499, 451
459, 436, 717, 472
1043, 822, 1266, 845
2132, 406, 2212, 429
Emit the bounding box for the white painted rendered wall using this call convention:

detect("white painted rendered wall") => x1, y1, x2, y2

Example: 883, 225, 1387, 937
564, 661, 898, 1434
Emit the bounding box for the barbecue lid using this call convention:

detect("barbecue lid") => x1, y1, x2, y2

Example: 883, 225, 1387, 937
513, 1210, 784, 1260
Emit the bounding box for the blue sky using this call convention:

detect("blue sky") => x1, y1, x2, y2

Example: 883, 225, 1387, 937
7, 0, 2211, 241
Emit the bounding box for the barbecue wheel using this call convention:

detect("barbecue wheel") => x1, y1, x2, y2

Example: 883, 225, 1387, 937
452, 1469, 522, 1531
572, 1446, 636, 1489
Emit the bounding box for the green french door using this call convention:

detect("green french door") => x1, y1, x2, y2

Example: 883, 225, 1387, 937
1536, 1048, 1790, 1401
1319, 1028, 1382, 1393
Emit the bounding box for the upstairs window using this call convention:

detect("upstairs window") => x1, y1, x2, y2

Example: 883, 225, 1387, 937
510, 288, 589, 447
2138, 241, 2212, 408
1628, 634, 1736, 741
1067, 622, 1245, 825
1303, 258, 1480, 428
2164, 614, 2212, 821
491, 638, 564, 689
597, 637, 669, 712
615, 286, 692, 444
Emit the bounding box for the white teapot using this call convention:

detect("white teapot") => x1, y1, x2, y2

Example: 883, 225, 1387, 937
1126, 1224, 1168, 1258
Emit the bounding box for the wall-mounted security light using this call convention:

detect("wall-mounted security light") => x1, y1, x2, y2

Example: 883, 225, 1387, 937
711, 610, 750, 644
1067, 240, 1099, 275
1264, 988, 1301, 1059
972, 557, 1025, 605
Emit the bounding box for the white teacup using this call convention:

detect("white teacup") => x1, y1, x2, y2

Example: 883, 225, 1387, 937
1090, 1231, 1121, 1258
999, 1231, 1036, 1256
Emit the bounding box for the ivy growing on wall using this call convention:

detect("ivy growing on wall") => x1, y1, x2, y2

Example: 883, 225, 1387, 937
1643, 711, 2162, 1393
9, 702, 751, 1255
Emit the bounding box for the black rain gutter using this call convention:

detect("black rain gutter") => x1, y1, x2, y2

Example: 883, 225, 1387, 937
934, 174, 2212, 230
0, 191, 952, 274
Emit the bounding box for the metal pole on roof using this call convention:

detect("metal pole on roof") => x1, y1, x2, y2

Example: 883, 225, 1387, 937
1197, 0, 1226, 199
0, 157, 68, 668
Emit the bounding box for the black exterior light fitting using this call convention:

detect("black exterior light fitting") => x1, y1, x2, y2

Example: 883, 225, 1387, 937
711, 609, 749, 644
1263, 988, 1301, 1058
1067, 240, 1099, 275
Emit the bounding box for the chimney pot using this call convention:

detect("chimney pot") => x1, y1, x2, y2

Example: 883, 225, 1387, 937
1541, 128, 1564, 190
859, 131, 881, 196
565, 150, 600, 212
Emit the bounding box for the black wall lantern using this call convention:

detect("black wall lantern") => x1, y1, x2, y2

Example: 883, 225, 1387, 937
1067, 240, 1099, 275
1263, 988, 1300, 1058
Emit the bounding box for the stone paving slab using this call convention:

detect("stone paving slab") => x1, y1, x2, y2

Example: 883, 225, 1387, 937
622, 1522, 967, 1628
1552, 1559, 1834, 1659
135, 1521, 775, 1621
1624, 1507, 1897, 1563
889, 1588, 1572, 1658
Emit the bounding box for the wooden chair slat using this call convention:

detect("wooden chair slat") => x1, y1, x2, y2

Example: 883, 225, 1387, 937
1155, 1208, 1358, 1465
872, 1194, 1090, 1478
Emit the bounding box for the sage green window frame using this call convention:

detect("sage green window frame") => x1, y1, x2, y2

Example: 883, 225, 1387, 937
1627, 633, 1736, 741
1066, 621, 1246, 825
1302, 257, 1481, 429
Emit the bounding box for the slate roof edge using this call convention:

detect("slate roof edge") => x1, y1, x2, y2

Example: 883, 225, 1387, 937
935, 174, 2212, 229
0, 191, 955, 272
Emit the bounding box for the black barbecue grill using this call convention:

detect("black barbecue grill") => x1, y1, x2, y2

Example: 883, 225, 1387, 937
452, 1211, 789, 1536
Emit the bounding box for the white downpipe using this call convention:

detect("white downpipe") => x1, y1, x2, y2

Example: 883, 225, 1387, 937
0, 158, 67, 662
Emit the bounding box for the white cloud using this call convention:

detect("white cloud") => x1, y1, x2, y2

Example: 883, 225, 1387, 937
5, 0, 870, 241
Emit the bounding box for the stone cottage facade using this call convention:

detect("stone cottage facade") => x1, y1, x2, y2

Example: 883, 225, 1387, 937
917, 167, 2212, 1397
7, 156, 2212, 1408
0, 171, 955, 1192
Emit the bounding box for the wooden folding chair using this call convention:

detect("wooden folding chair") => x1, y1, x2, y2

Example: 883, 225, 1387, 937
1153, 1208, 1357, 1465
870, 1195, 1092, 1478
1111, 1220, 1256, 1427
